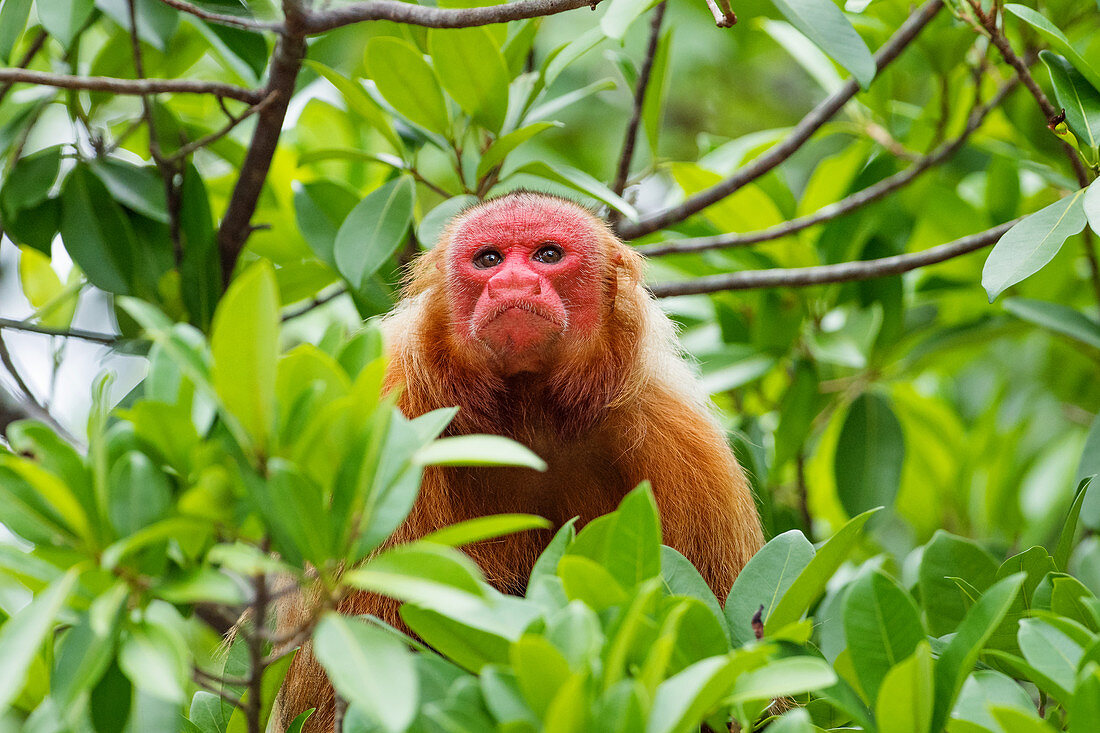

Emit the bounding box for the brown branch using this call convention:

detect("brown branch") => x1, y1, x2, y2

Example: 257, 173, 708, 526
217, 4, 307, 288
301, 0, 608, 33
0, 318, 123, 345
192, 669, 246, 709
246, 572, 269, 733
703, 0, 737, 28
166, 90, 279, 163
281, 285, 348, 322
617, 0, 945, 240
0, 331, 80, 444
648, 219, 1017, 297
639, 75, 1017, 257
609, 1, 667, 217
0, 69, 264, 104
157, 0, 281, 31
0, 30, 47, 108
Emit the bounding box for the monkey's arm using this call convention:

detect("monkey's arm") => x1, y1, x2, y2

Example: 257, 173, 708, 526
614, 389, 764, 602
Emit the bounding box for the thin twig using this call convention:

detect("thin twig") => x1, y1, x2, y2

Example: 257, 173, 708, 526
166, 90, 279, 163
0, 69, 264, 103
192, 669, 247, 709
0, 318, 123, 345
281, 285, 349, 322
609, 1, 667, 217
617, 0, 945, 240
639, 75, 1017, 257
0, 331, 80, 444
703, 0, 737, 27
301, 0, 609, 33
647, 218, 1017, 297
247, 572, 269, 733
157, 0, 281, 31
0, 30, 48, 108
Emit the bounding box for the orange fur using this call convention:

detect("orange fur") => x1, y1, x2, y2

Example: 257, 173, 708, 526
275, 193, 763, 732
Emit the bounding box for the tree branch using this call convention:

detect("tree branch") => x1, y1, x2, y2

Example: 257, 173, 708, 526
0, 331, 80, 444
638, 75, 1017, 257
0, 69, 264, 104
647, 219, 1017, 297
0, 30, 47, 108
617, 0, 945, 240
166, 90, 279, 163
609, 1, 667, 219
301, 0, 608, 34
217, 3, 308, 288
703, 0, 737, 28
0, 318, 124, 345
281, 285, 348, 322
157, 0, 282, 31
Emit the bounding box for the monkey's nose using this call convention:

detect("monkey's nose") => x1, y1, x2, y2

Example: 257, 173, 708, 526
487, 267, 542, 298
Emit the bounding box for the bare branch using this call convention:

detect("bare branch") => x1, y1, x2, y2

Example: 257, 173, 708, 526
166, 90, 279, 163
281, 285, 348, 322
638, 76, 1017, 257
610, 1, 667, 211
157, 0, 282, 32
703, 0, 737, 28
301, 0, 607, 34
0, 318, 123, 345
617, 0, 945, 240
192, 669, 246, 710
0, 69, 264, 104
648, 219, 1017, 297
0, 331, 80, 444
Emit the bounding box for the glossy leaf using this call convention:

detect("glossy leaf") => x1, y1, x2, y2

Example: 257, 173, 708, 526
1005, 5, 1100, 91
770, 0, 875, 88
415, 434, 547, 470
333, 176, 415, 291
1041, 51, 1100, 156
365, 37, 450, 136
429, 28, 510, 132
0, 569, 77, 711
1004, 298, 1100, 350
843, 569, 924, 701
725, 529, 814, 644
834, 393, 905, 517
875, 642, 933, 733
982, 189, 1088, 301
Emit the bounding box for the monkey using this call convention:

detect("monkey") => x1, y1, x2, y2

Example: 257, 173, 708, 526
274, 191, 764, 731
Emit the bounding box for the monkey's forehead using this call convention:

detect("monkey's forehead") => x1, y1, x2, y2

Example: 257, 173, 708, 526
449, 194, 601, 252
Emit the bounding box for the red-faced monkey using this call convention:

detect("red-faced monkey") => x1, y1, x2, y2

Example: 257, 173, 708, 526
276, 191, 764, 731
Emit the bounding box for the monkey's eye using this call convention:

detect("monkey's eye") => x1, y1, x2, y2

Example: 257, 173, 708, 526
533, 243, 564, 264
473, 249, 504, 269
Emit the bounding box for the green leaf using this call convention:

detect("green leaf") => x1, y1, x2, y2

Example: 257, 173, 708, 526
333, 176, 415, 291
834, 393, 905, 517
1086, 177, 1100, 235
875, 642, 933, 733
365, 36, 450, 136
107, 451, 172, 538
344, 542, 488, 615
177, 164, 220, 330
1004, 298, 1100, 350
422, 514, 552, 546
601, 0, 658, 40
429, 27, 510, 132
37, 0, 95, 48
766, 508, 878, 633
1056, 479, 1092, 570
313, 614, 418, 733
415, 435, 547, 470
247, 460, 329, 567
1004, 5, 1100, 92
60, 164, 144, 296
0, 568, 78, 712
769, 0, 876, 88
400, 605, 513, 672
1072, 665, 1100, 733
1041, 51, 1100, 156
418, 194, 479, 249
931, 573, 1025, 732
0, 0, 32, 63
728, 656, 837, 702
568, 484, 661, 589
1017, 619, 1083, 698
557, 555, 629, 611
118, 620, 189, 704
96, 0, 179, 51
919, 531, 998, 636
646, 656, 737, 733
293, 179, 360, 269
18, 247, 78, 329
725, 529, 814, 644
660, 546, 729, 641
89, 158, 169, 223
476, 122, 561, 179
211, 261, 279, 454
1, 145, 61, 214
510, 161, 638, 220
843, 570, 925, 702
982, 189, 1088, 301
511, 634, 572, 717
305, 60, 403, 153
528, 518, 577, 591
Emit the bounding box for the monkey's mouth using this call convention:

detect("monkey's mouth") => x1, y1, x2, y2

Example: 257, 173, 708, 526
477, 300, 567, 354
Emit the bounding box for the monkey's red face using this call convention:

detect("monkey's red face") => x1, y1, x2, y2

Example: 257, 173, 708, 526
447, 196, 605, 374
